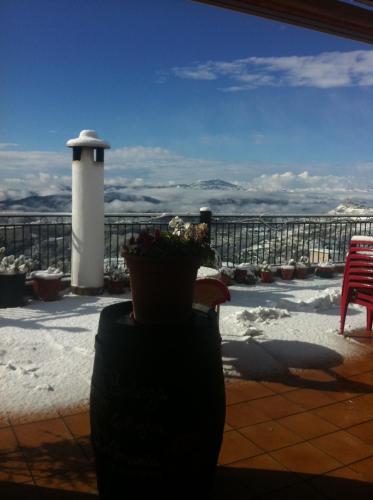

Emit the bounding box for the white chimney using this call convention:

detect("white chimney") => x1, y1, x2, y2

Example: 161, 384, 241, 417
66, 130, 110, 294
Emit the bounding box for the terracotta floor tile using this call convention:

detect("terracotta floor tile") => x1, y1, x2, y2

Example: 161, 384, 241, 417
34, 465, 97, 495
349, 370, 373, 390
258, 480, 327, 499
0, 415, 10, 429
57, 403, 90, 418
309, 466, 373, 500
278, 411, 339, 440
357, 391, 373, 406
251, 394, 305, 419
347, 419, 373, 446
62, 412, 90, 439
14, 418, 74, 449
320, 385, 361, 402
289, 368, 337, 383
23, 439, 90, 479
310, 430, 373, 465
313, 400, 372, 428
224, 422, 233, 432
225, 380, 274, 405
344, 327, 373, 341
0, 451, 33, 483
333, 358, 373, 377
0, 427, 19, 455
260, 378, 299, 394
270, 442, 343, 475
283, 388, 335, 409
8, 409, 60, 426
239, 420, 302, 452
227, 453, 301, 495
218, 430, 262, 465
349, 455, 373, 482
225, 400, 270, 429
76, 437, 95, 464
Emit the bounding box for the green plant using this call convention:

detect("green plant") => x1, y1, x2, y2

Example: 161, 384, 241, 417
0, 248, 35, 274
260, 261, 272, 272
121, 216, 214, 263
105, 263, 128, 281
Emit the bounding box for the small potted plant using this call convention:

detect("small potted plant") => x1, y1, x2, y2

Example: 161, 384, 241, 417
219, 267, 235, 286
295, 256, 309, 279
280, 259, 295, 280
0, 248, 35, 307
315, 260, 335, 279
105, 263, 129, 294
121, 217, 214, 324
260, 261, 273, 283
31, 263, 64, 301
233, 264, 257, 285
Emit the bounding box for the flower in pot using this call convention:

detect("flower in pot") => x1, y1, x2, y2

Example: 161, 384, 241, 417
234, 264, 257, 285
280, 259, 295, 280
0, 248, 35, 307
260, 261, 273, 283
121, 217, 214, 325
104, 263, 129, 294
295, 256, 310, 279
315, 260, 335, 279
31, 263, 64, 301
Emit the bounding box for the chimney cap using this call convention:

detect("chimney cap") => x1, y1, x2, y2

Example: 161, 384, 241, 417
66, 130, 110, 149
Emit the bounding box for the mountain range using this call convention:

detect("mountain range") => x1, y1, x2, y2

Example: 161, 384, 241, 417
0, 179, 371, 215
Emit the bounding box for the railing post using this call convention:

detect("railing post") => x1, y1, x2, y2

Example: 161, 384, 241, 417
200, 207, 212, 244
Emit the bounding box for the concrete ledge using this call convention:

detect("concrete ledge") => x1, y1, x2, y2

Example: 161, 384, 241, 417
70, 285, 104, 296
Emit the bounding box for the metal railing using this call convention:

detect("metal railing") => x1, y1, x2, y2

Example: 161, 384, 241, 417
2, 211, 373, 271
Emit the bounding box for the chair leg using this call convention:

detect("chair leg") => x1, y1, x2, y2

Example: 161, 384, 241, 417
340, 297, 349, 336
367, 309, 373, 332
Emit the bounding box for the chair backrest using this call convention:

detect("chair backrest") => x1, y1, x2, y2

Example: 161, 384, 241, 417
193, 278, 231, 310
342, 238, 373, 292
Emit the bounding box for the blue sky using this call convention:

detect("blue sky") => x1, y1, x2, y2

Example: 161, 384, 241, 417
1, 0, 373, 197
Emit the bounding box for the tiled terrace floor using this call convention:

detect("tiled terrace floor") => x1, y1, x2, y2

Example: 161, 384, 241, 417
1, 333, 373, 499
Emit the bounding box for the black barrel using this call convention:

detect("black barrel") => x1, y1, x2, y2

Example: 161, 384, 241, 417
0, 273, 26, 308
90, 301, 225, 499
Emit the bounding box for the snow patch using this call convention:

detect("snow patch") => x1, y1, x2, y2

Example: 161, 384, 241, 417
236, 307, 290, 323
278, 287, 340, 311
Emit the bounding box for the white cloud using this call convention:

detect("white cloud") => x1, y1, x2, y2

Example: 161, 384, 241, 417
0, 149, 69, 174
1, 144, 372, 216
171, 50, 373, 90
0, 143, 19, 149
250, 171, 363, 191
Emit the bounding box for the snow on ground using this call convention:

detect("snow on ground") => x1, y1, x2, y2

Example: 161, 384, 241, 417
0, 274, 369, 418
220, 277, 367, 379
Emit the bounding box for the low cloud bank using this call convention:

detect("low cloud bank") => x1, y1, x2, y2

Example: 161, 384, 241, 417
0, 142, 372, 214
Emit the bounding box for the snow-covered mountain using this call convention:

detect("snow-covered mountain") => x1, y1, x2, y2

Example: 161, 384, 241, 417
1, 179, 372, 215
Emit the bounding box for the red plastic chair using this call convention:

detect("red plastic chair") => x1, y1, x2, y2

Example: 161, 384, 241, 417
193, 278, 230, 322
340, 237, 373, 335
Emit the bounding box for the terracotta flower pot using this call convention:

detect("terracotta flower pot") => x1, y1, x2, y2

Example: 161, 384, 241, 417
32, 271, 63, 301
316, 266, 334, 278
234, 268, 247, 283
280, 266, 295, 280
124, 253, 201, 325
260, 271, 273, 283
295, 267, 308, 279
107, 279, 127, 294
34, 277, 61, 301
